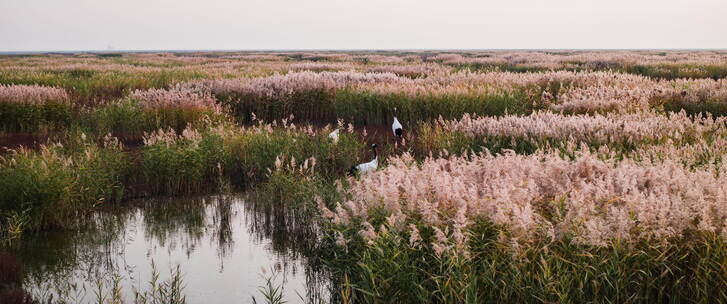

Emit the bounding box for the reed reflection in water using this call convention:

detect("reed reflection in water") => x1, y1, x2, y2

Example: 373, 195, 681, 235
5, 194, 328, 303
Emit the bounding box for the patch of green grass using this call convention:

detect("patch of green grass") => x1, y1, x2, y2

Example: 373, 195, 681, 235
222, 126, 364, 185
140, 130, 224, 195
218, 87, 529, 126
0, 139, 128, 231
89, 98, 224, 138
333, 89, 529, 125
0, 101, 72, 132
0, 69, 206, 104
658, 96, 727, 117
324, 217, 727, 303
450, 62, 727, 80
624, 64, 727, 80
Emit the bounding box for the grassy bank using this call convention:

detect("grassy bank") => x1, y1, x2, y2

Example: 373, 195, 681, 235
0, 123, 366, 235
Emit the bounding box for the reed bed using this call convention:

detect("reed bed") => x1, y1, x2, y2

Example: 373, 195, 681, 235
551, 78, 727, 115
0, 67, 208, 104
418, 110, 727, 156
0, 55, 293, 103
354, 55, 407, 64
328, 151, 727, 249
139, 127, 225, 195
432, 50, 727, 79
365, 63, 450, 78
220, 120, 365, 183
253, 156, 337, 257
191, 69, 727, 126
134, 120, 365, 195
290, 62, 357, 72
2, 52, 727, 132
197, 71, 401, 123
321, 150, 727, 302
2, 50, 727, 303
91, 86, 224, 137
0, 135, 127, 231
5, 68, 726, 137
0, 84, 72, 132
195, 71, 530, 124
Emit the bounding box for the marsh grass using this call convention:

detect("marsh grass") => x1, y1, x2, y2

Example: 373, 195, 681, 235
219, 88, 333, 125
624, 64, 727, 80
0, 84, 73, 132
0, 69, 205, 104
324, 219, 727, 303
252, 156, 345, 257
222, 124, 364, 185
0, 121, 366, 236
136, 121, 366, 196
450, 62, 727, 80
261, 158, 324, 212
1, 210, 31, 244
0, 98, 223, 140
0, 138, 127, 231
415, 111, 726, 158
3, 52, 727, 303
131, 264, 187, 304
659, 95, 727, 117
450, 63, 549, 74
32, 261, 188, 304
0, 101, 72, 133
417, 125, 626, 157
139, 129, 224, 195
331, 89, 529, 125
218, 87, 529, 126
417, 121, 591, 157
89, 98, 225, 139
252, 270, 287, 304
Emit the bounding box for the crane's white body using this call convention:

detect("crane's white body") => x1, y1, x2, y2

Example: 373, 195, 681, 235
392, 116, 403, 137
328, 128, 340, 143
355, 156, 378, 175
349, 144, 379, 176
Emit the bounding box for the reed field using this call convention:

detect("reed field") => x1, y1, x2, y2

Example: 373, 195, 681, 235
1, 50, 727, 303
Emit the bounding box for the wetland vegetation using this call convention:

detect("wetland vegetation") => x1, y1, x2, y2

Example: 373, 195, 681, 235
1, 50, 727, 303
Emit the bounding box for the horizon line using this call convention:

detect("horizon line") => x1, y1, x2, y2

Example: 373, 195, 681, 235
2, 48, 727, 55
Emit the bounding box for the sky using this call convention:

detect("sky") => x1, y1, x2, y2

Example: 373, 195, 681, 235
1, 0, 726, 52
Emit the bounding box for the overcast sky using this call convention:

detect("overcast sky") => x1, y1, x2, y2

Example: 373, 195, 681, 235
1, 0, 726, 52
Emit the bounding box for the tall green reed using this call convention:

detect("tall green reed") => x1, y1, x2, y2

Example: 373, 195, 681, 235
0, 136, 128, 231
222, 124, 364, 185
0, 101, 72, 133
139, 128, 224, 195
0, 69, 205, 104
219, 88, 529, 126
252, 270, 287, 304
90, 98, 225, 139
324, 218, 727, 303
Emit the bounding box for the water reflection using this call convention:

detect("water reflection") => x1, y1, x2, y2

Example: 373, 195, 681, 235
244, 192, 330, 302
3, 194, 328, 303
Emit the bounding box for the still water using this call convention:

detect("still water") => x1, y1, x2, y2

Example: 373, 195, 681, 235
6, 195, 328, 303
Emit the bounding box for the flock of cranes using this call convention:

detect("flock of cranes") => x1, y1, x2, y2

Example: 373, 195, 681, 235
328, 109, 404, 176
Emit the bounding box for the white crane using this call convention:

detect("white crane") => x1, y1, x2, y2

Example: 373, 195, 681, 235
348, 144, 378, 176
328, 128, 340, 143
392, 108, 403, 138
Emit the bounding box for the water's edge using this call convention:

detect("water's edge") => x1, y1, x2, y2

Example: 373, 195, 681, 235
4, 194, 328, 303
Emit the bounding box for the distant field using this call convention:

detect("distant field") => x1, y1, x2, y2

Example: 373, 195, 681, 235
1, 50, 727, 303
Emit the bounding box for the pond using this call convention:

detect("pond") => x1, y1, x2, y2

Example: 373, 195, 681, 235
3, 194, 328, 303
